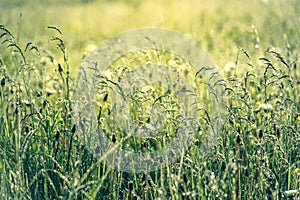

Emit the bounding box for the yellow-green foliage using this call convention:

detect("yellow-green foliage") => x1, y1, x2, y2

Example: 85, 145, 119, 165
0, 0, 299, 199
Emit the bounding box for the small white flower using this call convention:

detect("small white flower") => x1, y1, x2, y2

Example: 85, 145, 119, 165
85, 44, 97, 53
21, 99, 30, 105
283, 190, 298, 197
103, 70, 112, 80
258, 103, 273, 111
224, 62, 235, 73
45, 88, 57, 95
141, 85, 154, 93
210, 172, 215, 180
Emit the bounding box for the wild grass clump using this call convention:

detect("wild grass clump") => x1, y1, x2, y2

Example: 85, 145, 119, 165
0, 1, 299, 198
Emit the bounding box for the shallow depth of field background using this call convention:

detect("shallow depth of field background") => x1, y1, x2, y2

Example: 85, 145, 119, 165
0, 0, 299, 199
1, 0, 299, 71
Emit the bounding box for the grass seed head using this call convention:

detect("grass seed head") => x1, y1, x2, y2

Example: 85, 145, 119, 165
71, 124, 76, 134
236, 134, 242, 144
58, 63, 63, 73
258, 129, 263, 139
55, 131, 60, 140
111, 134, 116, 143
1, 76, 5, 86
103, 93, 108, 102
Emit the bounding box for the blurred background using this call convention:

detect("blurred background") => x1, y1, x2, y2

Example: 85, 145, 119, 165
1, 0, 299, 73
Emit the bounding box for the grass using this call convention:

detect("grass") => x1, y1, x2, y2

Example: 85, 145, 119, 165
0, 0, 299, 199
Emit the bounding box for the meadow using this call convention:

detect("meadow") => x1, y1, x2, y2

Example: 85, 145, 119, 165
0, 0, 299, 199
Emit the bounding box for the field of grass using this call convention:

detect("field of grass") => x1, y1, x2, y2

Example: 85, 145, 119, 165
0, 0, 299, 199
